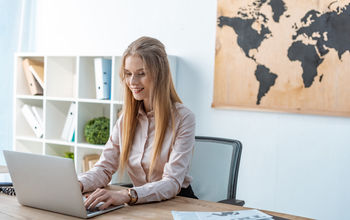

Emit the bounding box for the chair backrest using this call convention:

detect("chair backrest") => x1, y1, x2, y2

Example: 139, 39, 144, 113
189, 136, 242, 202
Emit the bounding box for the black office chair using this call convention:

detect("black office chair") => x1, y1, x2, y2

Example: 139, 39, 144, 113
189, 136, 244, 206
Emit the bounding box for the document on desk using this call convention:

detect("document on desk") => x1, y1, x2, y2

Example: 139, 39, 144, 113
172, 209, 273, 220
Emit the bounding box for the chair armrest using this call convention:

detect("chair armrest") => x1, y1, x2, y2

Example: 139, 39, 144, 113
218, 198, 245, 206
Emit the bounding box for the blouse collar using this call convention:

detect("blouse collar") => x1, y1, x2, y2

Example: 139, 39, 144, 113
137, 104, 154, 118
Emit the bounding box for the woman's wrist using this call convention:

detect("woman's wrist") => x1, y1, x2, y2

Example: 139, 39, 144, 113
119, 189, 131, 204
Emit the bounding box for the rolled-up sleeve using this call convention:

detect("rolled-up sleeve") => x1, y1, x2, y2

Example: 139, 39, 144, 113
134, 111, 195, 203
78, 119, 121, 193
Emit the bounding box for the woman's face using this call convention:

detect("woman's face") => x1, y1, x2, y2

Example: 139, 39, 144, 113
124, 55, 153, 111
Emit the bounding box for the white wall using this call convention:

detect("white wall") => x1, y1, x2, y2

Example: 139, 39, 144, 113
0, 0, 23, 165
34, 0, 350, 219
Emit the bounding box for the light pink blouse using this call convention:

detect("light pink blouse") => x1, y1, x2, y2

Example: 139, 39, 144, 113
78, 103, 195, 204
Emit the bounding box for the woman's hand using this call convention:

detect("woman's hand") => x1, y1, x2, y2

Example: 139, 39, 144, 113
84, 188, 130, 210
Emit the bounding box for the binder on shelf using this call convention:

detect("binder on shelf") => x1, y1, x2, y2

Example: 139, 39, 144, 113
60, 102, 76, 142
94, 58, 112, 100
28, 60, 44, 88
31, 106, 43, 129
21, 104, 43, 138
22, 58, 44, 95
71, 130, 75, 142
67, 118, 76, 142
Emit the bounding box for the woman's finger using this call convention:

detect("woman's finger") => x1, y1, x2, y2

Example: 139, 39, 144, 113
84, 188, 104, 208
87, 190, 109, 209
99, 198, 113, 210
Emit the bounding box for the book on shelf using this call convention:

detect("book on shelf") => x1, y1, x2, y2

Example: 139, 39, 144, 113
60, 102, 76, 142
94, 58, 112, 100
21, 104, 43, 138
28, 59, 44, 88
22, 58, 44, 95
31, 106, 43, 129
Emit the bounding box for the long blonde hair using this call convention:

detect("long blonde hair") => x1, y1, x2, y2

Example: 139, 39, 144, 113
119, 36, 182, 177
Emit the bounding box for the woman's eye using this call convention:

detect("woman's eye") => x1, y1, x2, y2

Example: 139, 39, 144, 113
138, 72, 145, 76
125, 72, 132, 76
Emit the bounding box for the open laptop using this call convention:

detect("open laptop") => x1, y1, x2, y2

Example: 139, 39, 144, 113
3, 150, 124, 218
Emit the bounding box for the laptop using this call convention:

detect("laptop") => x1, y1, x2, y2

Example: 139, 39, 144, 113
3, 150, 124, 218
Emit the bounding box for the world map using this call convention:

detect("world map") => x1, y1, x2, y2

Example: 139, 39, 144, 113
213, 0, 350, 116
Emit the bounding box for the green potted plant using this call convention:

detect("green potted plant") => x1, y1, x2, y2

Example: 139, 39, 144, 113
84, 116, 110, 145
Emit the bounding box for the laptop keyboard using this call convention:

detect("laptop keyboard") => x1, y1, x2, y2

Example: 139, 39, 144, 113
83, 196, 123, 216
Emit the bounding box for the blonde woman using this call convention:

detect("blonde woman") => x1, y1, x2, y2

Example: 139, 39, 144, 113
79, 36, 196, 210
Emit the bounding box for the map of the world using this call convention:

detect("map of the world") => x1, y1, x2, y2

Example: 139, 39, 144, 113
213, 0, 350, 116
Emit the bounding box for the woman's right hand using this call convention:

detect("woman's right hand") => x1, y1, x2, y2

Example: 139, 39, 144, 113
84, 188, 130, 210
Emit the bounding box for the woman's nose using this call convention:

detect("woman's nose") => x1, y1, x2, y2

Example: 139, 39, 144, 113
130, 75, 138, 85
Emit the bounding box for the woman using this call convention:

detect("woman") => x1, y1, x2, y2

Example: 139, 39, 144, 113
79, 36, 196, 210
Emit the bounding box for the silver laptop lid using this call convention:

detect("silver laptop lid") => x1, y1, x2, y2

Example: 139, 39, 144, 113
3, 150, 88, 218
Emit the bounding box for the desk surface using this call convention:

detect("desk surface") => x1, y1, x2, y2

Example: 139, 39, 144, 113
0, 185, 311, 220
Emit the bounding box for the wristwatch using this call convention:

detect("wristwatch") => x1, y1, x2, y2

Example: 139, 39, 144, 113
127, 188, 138, 205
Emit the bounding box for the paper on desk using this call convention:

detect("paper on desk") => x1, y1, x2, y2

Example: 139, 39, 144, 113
172, 209, 273, 220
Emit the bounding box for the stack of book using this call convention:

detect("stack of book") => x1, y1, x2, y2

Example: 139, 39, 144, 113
94, 58, 112, 100
21, 104, 44, 138
22, 58, 44, 95
60, 102, 76, 142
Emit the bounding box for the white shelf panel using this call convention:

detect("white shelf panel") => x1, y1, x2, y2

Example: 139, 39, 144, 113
45, 138, 75, 147
15, 140, 43, 154
46, 96, 76, 102
16, 95, 43, 100
112, 104, 123, 127
45, 143, 74, 158
77, 142, 105, 150
112, 100, 123, 105
76, 147, 103, 174
45, 100, 75, 140
78, 98, 112, 104
15, 99, 43, 137
16, 136, 43, 143
112, 56, 123, 102
46, 56, 77, 98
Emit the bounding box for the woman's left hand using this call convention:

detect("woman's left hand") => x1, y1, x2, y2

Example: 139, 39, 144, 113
84, 188, 130, 210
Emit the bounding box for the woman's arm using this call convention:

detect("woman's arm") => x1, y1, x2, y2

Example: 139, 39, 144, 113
133, 110, 196, 203
78, 119, 122, 193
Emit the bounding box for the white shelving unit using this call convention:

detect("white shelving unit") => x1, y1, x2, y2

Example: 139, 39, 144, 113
13, 53, 177, 184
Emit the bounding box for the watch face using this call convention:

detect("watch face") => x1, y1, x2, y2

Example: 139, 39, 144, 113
130, 189, 137, 198
128, 188, 138, 204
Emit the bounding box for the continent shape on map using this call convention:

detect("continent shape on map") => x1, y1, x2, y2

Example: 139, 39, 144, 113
288, 4, 350, 87
218, 16, 271, 61
269, 0, 287, 22
218, 0, 287, 105
217, 0, 350, 105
